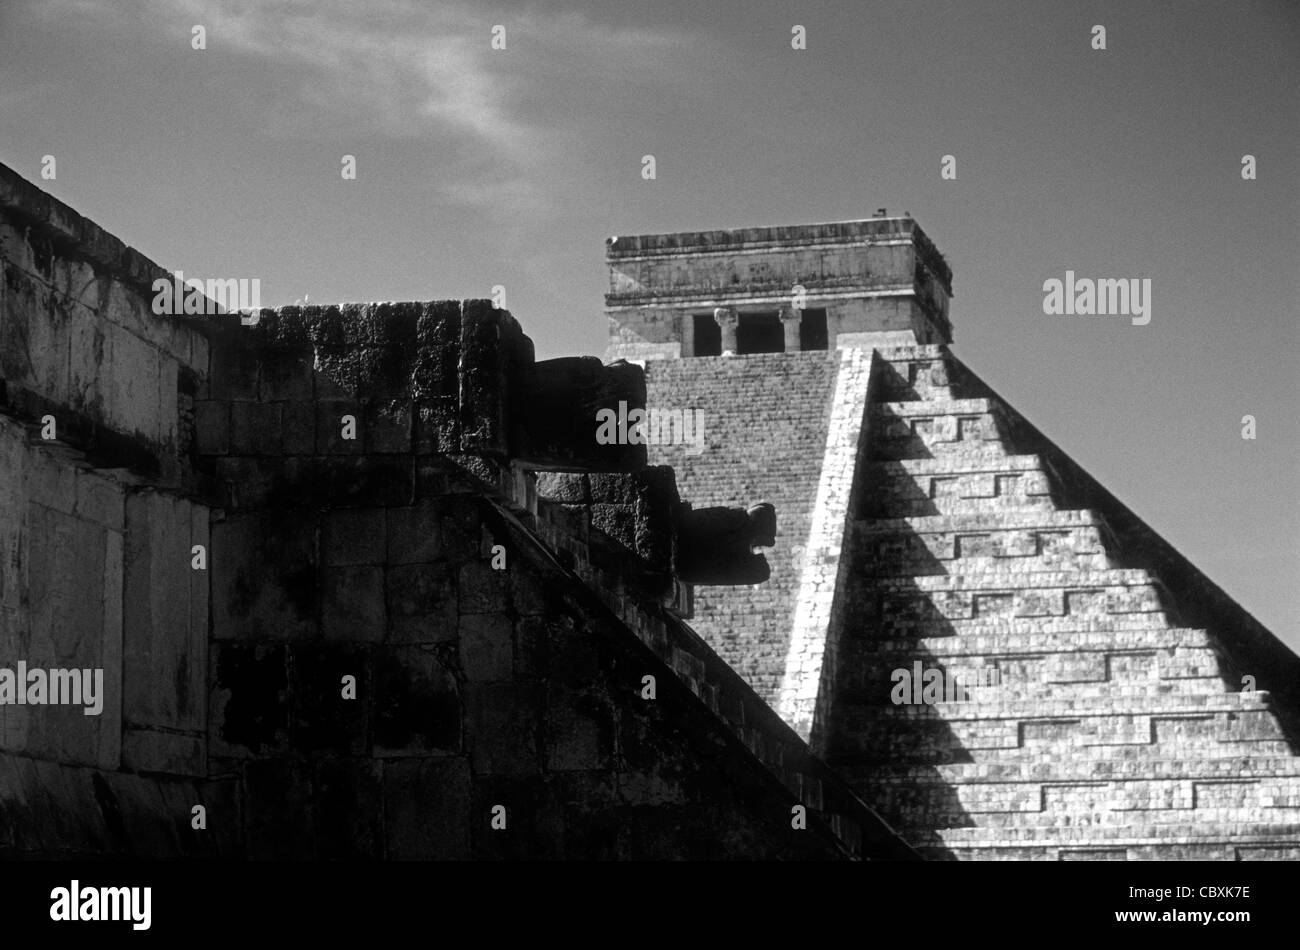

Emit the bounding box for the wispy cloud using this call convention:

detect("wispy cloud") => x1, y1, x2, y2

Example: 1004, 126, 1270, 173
36, 0, 711, 212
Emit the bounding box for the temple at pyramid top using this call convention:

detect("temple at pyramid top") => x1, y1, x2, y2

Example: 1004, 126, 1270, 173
604, 212, 954, 362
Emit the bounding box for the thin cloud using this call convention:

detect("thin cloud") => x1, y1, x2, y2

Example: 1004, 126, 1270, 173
32, 0, 712, 211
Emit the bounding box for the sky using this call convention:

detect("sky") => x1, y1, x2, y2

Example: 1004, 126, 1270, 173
1, 0, 1297, 650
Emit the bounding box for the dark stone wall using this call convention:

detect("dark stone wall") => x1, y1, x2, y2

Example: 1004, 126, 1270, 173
0, 163, 913, 860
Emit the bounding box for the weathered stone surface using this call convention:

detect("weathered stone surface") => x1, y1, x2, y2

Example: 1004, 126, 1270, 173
124, 491, 205, 740
321, 566, 386, 641
605, 218, 953, 362
372, 646, 460, 756
386, 562, 457, 642
513, 357, 647, 470
242, 758, 314, 859
211, 510, 318, 641
382, 756, 472, 859
290, 644, 370, 754
314, 758, 383, 859
209, 643, 290, 757
459, 612, 514, 683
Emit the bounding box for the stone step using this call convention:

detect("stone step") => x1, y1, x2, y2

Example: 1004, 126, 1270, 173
832, 740, 1300, 773
874, 398, 997, 417
863, 456, 1056, 516
841, 753, 1300, 784
873, 344, 951, 362
869, 401, 1008, 460
869, 495, 1059, 518
832, 707, 1287, 758
859, 581, 1167, 627
853, 626, 1217, 656
843, 689, 1273, 720
868, 774, 1300, 801
859, 605, 1174, 639
838, 677, 1240, 706
881, 805, 1300, 829
863, 567, 1156, 591
869, 454, 1046, 477
861, 508, 1103, 533
867, 553, 1117, 579
918, 822, 1300, 845
914, 838, 1300, 860
859, 512, 1113, 572
849, 616, 1186, 645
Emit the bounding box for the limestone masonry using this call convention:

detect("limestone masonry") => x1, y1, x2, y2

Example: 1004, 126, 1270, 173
611, 214, 1300, 860
0, 160, 1296, 860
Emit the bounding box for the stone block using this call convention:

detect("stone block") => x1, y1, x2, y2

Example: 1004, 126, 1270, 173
322, 508, 386, 566
412, 301, 462, 397
0, 754, 41, 852
71, 473, 122, 530
99, 527, 123, 770
27, 446, 76, 513
321, 565, 386, 641
208, 339, 261, 400
208, 642, 289, 757
413, 398, 459, 454
157, 355, 179, 446
459, 612, 514, 682
280, 401, 316, 454
290, 644, 370, 754
243, 758, 314, 859
23, 504, 110, 766
465, 682, 540, 776
107, 324, 162, 442
544, 684, 613, 771
385, 501, 441, 564
372, 645, 461, 755
458, 302, 509, 453
314, 759, 384, 859
439, 499, 483, 560
386, 562, 457, 642
314, 456, 414, 508
365, 400, 412, 454
98, 770, 181, 858
66, 303, 111, 421
229, 401, 282, 455
211, 510, 318, 640
193, 400, 229, 455
121, 726, 205, 776
457, 560, 508, 615
0, 269, 69, 405
382, 756, 472, 859
258, 351, 313, 400
215, 455, 312, 510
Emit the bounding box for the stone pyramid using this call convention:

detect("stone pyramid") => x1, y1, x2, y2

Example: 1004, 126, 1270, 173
612, 216, 1300, 860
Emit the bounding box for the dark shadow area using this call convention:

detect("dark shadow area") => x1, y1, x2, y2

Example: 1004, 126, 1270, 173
735, 311, 784, 354
692, 313, 721, 356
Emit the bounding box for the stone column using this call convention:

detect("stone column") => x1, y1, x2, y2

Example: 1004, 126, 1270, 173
714, 307, 739, 356
779, 307, 802, 352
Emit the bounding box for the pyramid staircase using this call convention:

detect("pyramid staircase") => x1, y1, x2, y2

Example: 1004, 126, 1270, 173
826, 344, 1300, 860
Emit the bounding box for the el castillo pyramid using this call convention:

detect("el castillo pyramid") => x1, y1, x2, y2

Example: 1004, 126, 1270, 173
607, 215, 1300, 860
1, 161, 1297, 859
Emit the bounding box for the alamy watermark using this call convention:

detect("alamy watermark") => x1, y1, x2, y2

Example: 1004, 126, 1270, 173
1042, 271, 1151, 325
151, 270, 261, 324
0, 663, 104, 715
50, 881, 151, 930
890, 662, 1000, 705
595, 401, 706, 456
